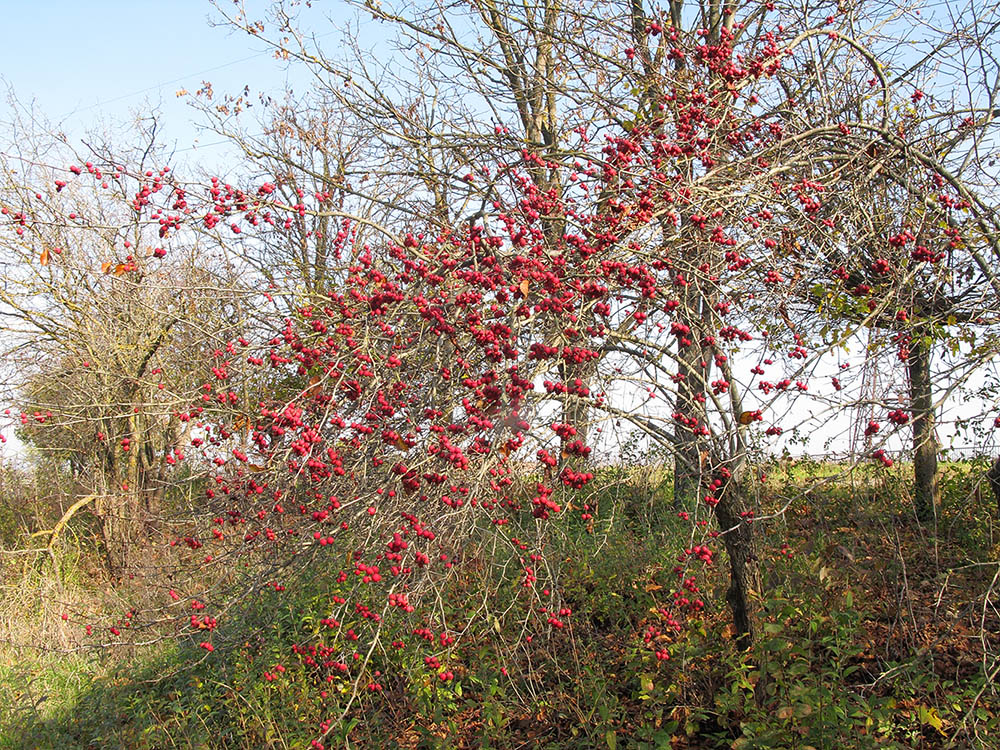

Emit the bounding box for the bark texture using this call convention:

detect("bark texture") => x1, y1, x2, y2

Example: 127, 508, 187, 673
713, 486, 760, 648
908, 335, 940, 521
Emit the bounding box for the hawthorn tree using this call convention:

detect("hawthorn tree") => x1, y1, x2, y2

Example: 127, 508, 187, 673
146, 0, 827, 654
194, 0, 1000, 648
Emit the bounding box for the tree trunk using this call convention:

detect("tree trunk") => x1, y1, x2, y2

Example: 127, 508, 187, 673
673, 345, 703, 508
713, 486, 760, 648
95, 419, 146, 579
101, 497, 142, 579
558, 356, 597, 457
908, 334, 940, 521
673, 280, 712, 509
986, 458, 1000, 520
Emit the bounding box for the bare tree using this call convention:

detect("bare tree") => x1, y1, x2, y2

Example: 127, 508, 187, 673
0, 110, 251, 575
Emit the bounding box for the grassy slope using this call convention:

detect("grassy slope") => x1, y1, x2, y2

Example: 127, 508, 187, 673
2, 461, 999, 749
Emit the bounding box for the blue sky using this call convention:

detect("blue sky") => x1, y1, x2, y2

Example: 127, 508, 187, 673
0, 0, 313, 161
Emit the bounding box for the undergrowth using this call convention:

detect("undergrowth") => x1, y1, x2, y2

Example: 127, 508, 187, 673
2, 463, 999, 748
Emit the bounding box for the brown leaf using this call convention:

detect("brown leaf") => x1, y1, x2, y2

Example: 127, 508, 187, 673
304, 375, 322, 398
519, 279, 530, 296
39, 248, 50, 266
101, 262, 113, 274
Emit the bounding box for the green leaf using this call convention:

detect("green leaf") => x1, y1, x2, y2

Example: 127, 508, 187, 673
917, 704, 945, 734
653, 729, 675, 744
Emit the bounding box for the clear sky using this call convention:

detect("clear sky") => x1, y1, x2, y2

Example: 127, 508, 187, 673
0, 0, 312, 161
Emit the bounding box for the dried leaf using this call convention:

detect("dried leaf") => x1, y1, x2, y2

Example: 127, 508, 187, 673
39, 248, 50, 266
304, 375, 322, 398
